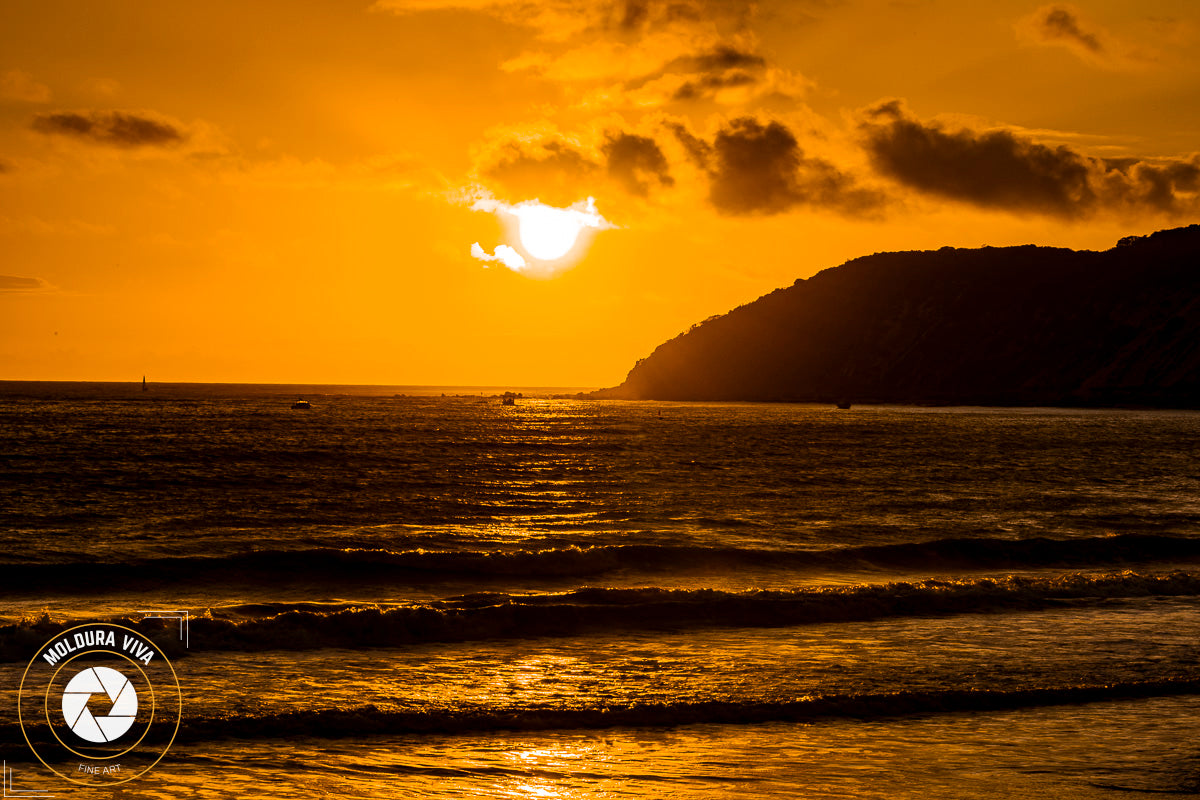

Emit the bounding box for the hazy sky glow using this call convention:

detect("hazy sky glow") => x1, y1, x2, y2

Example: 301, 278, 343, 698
1, 1, 1198, 384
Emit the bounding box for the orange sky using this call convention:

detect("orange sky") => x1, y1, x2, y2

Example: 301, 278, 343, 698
1, 0, 1198, 385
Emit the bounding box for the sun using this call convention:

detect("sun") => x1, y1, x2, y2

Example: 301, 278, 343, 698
470, 196, 613, 276
516, 204, 584, 261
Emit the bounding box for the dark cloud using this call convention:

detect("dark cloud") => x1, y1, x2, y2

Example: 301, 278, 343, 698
708, 117, 885, 216
672, 70, 757, 101
664, 45, 766, 74
482, 139, 599, 206
606, 0, 747, 35
1015, 4, 1138, 68
0, 159, 10, 174
602, 132, 673, 196
481, 132, 675, 203
1099, 157, 1200, 214
649, 44, 771, 103
668, 122, 711, 168
1037, 5, 1103, 53
31, 111, 185, 148
860, 100, 1200, 218
477, 119, 885, 216
860, 100, 1093, 215
614, 0, 652, 31
0, 275, 48, 292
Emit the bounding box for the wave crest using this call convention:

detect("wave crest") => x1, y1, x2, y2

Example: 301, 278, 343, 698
2, 570, 1198, 659
2, 533, 1198, 595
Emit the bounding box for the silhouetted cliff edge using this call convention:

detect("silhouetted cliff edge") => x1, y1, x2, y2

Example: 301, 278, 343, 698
599, 225, 1200, 407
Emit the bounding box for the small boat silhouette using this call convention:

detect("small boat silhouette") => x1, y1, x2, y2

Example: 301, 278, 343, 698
836, 401, 852, 409
291, 398, 312, 409
501, 392, 517, 406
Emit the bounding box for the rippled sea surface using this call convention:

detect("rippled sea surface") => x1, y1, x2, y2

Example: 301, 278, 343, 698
2, 382, 1200, 798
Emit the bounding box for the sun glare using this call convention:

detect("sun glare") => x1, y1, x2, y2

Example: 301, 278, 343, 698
471, 196, 612, 276
517, 205, 583, 261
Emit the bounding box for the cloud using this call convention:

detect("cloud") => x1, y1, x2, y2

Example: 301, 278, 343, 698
382, 0, 814, 123
703, 117, 885, 217
665, 44, 765, 74
471, 242, 528, 271
373, 0, 757, 41
449, 0, 804, 110
602, 131, 673, 195
1016, 5, 1146, 69
657, 44, 765, 101
372, 0, 598, 42
31, 110, 186, 148
0, 70, 51, 103
670, 70, 754, 101
468, 112, 892, 221
0, 159, 10, 174
1033, 5, 1103, 52
472, 124, 684, 208
662, 44, 811, 104
668, 122, 711, 167
477, 136, 600, 207
639, 44, 812, 106
860, 100, 1200, 218
469, 117, 890, 222
860, 100, 1092, 215
1098, 157, 1200, 214
509, 35, 811, 110
473, 118, 886, 219
0, 275, 50, 292
601, 0, 757, 37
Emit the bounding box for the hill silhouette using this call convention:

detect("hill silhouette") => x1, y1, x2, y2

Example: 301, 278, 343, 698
599, 225, 1200, 407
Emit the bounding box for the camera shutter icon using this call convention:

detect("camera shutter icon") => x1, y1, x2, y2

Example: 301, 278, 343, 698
61, 666, 138, 743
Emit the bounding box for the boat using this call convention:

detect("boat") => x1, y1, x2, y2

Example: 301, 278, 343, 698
291, 399, 311, 409
836, 401, 852, 409
501, 392, 517, 406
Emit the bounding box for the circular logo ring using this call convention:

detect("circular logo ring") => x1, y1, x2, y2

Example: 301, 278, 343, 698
18, 623, 182, 787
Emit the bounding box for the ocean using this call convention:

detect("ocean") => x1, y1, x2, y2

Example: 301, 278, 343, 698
2, 382, 1200, 798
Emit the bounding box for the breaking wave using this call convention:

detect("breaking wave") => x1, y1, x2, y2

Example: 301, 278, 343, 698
2, 533, 1199, 595
6, 678, 1200, 753
3, 570, 1199, 660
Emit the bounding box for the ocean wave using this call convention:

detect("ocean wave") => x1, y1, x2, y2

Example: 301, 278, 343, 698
3, 570, 1200, 659
2, 533, 1199, 594
6, 678, 1199, 752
